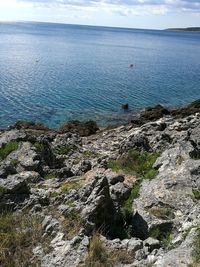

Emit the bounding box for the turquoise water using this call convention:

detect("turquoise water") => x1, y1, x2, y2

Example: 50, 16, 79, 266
0, 22, 200, 128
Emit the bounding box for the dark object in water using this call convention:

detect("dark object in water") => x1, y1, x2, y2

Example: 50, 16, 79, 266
122, 104, 129, 110
129, 64, 134, 68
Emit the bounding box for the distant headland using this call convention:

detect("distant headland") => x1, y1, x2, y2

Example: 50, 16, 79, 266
166, 27, 200, 32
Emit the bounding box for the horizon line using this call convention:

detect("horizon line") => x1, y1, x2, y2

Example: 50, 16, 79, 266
0, 19, 166, 31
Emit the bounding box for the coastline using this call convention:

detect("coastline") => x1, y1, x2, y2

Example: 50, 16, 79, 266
1, 98, 200, 136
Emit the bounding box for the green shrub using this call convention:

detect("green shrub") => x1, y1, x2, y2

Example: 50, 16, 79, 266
0, 141, 18, 160
192, 189, 200, 200
0, 211, 42, 267
34, 142, 45, 154
53, 145, 73, 155
107, 149, 159, 179
121, 182, 140, 220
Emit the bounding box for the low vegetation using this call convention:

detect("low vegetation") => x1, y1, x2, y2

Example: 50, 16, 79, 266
121, 182, 140, 222
82, 233, 132, 267
44, 173, 56, 180
107, 149, 159, 179
190, 228, 200, 266
0, 186, 8, 196
0, 141, 18, 160
149, 225, 174, 249
53, 145, 74, 155
148, 207, 175, 220
62, 210, 83, 240
61, 181, 81, 193
10, 158, 19, 167
108, 149, 160, 229
0, 211, 43, 267
192, 189, 200, 200
34, 141, 45, 154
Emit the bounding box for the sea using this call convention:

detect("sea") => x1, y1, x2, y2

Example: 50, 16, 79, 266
0, 22, 199, 128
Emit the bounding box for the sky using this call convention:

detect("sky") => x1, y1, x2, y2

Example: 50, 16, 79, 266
0, 0, 199, 29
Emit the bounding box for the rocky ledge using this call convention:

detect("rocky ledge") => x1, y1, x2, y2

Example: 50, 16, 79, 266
0, 100, 200, 267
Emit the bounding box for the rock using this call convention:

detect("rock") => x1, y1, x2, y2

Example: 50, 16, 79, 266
110, 182, 131, 204
143, 237, 160, 252
0, 173, 30, 194
81, 176, 116, 232
71, 160, 91, 176
59, 120, 99, 136
153, 229, 196, 267
8, 142, 41, 172
11, 120, 50, 131
122, 103, 129, 110
0, 129, 26, 148
42, 215, 59, 236
131, 211, 149, 240
0, 161, 16, 178
127, 238, 143, 254
105, 169, 124, 185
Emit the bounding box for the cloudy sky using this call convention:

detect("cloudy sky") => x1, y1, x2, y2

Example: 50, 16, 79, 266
0, 0, 199, 29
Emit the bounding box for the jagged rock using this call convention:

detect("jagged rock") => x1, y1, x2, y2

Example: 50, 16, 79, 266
105, 169, 125, 185
42, 234, 89, 267
42, 215, 59, 236
71, 160, 91, 176
0, 129, 26, 148
8, 142, 41, 172
0, 173, 30, 194
81, 176, 116, 231
110, 182, 131, 204
131, 211, 149, 240
0, 161, 16, 178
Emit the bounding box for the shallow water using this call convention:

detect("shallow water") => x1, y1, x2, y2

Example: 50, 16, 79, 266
0, 22, 200, 128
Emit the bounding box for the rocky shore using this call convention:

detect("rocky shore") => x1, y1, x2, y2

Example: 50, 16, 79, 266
0, 100, 200, 267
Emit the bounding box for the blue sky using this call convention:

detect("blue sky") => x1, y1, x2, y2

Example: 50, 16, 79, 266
0, 0, 199, 29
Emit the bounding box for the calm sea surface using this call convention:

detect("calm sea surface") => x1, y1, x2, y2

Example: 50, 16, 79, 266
0, 22, 200, 128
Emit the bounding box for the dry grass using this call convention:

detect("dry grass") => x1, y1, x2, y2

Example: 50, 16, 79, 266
0, 211, 43, 267
82, 233, 133, 267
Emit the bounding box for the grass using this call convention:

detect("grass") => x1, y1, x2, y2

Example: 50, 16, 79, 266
191, 228, 200, 266
121, 182, 140, 222
0, 186, 8, 196
0, 211, 43, 267
107, 149, 160, 179
149, 225, 174, 249
34, 142, 45, 154
10, 158, 19, 168
82, 233, 133, 267
53, 145, 73, 155
148, 207, 175, 220
192, 189, 200, 200
83, 150, 101, 158
61, 181, 81, 193
44, 173, 56, 180
0, 141, 18, 160
62, 210, 83, 240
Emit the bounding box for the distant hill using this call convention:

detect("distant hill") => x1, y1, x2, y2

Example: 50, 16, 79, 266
166, 27, 200, 32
